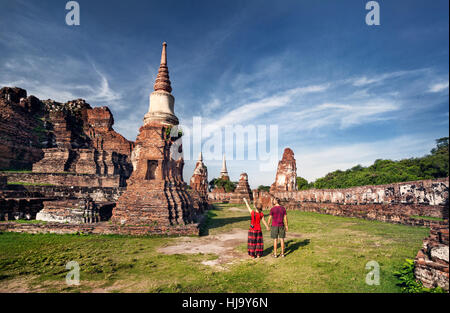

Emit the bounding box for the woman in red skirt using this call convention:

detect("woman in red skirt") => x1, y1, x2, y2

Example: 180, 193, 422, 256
244, 198, 270, 258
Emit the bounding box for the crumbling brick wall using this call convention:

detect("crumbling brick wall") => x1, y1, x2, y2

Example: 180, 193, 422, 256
0, 221, 200, 236
4, 172, 121, 188
253, 178, 449, 223
0, 184, 124, 222
252, 177, 449, 291
414, 221, 449, 290
208, 192, 233, 203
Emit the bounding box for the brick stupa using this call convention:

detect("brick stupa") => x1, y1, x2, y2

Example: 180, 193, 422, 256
211, 154, 230, 193
189, 152, 210, 213
270, 148, 297, 192
230, 173, 253, 204
111, 42, 196, 227
190, 152, 208, 194
220, 154, 230, 181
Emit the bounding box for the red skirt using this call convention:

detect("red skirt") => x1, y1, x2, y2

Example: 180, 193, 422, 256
248, 229, 264, 257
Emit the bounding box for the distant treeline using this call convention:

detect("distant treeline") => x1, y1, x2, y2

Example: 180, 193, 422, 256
299, 137, 449, 190
256, 137, 449, 192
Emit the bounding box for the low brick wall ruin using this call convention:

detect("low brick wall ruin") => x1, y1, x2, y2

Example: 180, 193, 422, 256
253, 178, 449, 225
0, 221, 201, 236
208, 192, 233, 203
4, 172, 121, 188
414, 221, 449, 290
253, 177, 449, 290
0, 198, 44, 221
0, 184, 124, 222
4, 184, 124, 203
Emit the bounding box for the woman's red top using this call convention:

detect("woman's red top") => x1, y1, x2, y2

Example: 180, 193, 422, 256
250, 211, 264, 231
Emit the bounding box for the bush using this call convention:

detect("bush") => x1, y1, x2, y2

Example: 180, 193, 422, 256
393, 259, 446, 293
209, 178, 236, 192
296, 177, 313, 190
257, 185, 270, 192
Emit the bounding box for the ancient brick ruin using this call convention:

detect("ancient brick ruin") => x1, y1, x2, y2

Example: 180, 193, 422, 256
32, 101, 133, 186
271, 148, 297, 192
219, 154, 230, 181
254, 178, 449, 225
0, 87, 134, 186
229, 173, 253, 204
110, 42, 201, 228
0, 43, 205, 236
0, 85, 135, 228
415, 221, 449, 290
0, 43, 448, 289
0, 183, 122, 222
0, 87, 46, 170
189, 152, 210, 213
190, 152, 208, 193
252, 147, 449, 290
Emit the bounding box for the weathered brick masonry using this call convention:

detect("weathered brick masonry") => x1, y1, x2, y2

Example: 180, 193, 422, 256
414, 221, 449, 290
0, 221, 200, 236
208, 192, 233, 203
0, 183, 123, 221
253, 177, 449, 290
229, 173, 253, 204
4, 172, 121, 188
110, 43, 200, 232
253, 178, 449, 224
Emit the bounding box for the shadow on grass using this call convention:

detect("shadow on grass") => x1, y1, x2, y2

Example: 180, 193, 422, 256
263, 239, 310, 257
200, 210, 249, 236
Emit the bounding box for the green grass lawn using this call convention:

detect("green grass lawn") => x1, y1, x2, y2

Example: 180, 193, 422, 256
0, 203, 429, 293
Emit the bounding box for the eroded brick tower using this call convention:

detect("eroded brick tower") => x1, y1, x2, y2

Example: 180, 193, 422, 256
111, 42, 196, 227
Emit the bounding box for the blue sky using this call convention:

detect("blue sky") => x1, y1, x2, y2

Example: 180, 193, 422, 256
0, 0, 448, 189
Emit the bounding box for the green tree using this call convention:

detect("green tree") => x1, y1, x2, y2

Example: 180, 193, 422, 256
257, 185, 271, 192
210, 177, 236, 192
310, 137, 448, 189
296, 177, 312, 190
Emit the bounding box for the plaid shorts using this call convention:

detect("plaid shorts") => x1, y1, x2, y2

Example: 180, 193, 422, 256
271, 226, 286, 239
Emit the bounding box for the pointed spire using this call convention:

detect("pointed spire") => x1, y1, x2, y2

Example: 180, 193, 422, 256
153, 42, 172, 93
221, 154, 228, 174
160, 42, 167, 65
198, 152, 203, 162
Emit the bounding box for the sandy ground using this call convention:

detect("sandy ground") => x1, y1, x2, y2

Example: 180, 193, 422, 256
158, 228, 249, 269
158, 225, 304, 270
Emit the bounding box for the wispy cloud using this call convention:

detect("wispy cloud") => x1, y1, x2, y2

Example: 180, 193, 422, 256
201, 83, 329, 136
349, 69, 429, 87
428, 81, 449, 93
1, 56, 123, 108
287, 98, 399, 131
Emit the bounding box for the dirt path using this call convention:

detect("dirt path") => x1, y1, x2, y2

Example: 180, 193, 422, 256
158, 214, 305, 270
158, 228, 249, 269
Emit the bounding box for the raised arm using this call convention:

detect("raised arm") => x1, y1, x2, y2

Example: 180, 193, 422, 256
243, 198, 253, 215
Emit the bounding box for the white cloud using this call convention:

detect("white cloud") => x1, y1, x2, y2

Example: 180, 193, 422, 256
1, 54, 124, 109
288, 99, 400, 131
203, 83, 329, 135
349, 69, 427, 87
88, 66, 123, 105
428, 81, 449, 93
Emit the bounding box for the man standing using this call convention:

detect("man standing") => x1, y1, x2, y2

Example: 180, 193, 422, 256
267, 197, 288, 258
